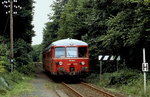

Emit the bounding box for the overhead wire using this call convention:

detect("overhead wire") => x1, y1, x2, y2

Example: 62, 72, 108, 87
3, 15, 9, 36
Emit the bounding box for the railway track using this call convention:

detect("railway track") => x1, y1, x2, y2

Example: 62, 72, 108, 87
59, 82, 117, 97
81, 82, 117, 97
61, 82, 84, 97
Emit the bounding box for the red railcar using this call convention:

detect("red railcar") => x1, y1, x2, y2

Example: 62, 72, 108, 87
43, 38, 89, 76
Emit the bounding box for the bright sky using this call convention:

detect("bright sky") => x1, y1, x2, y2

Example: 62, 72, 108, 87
32, 0, 54, 45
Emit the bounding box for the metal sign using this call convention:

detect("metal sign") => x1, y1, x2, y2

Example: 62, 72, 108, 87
110, 56, 115, 61
103, 55, 109, 60
116, 56, 121, 61
98, 55, 121, 61
98, 55, 103, 61
142, 63, 149, 72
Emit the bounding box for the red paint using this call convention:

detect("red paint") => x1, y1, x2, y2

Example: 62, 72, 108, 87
43, 39, 89, 76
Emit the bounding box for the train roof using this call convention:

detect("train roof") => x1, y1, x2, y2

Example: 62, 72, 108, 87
43, 39, 88, 52
52, 38, 88, 46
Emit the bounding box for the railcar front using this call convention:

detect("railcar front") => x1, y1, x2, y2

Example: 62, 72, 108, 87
51, 39, 89, 76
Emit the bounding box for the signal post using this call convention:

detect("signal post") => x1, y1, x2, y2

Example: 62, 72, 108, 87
142, 48, 149, 94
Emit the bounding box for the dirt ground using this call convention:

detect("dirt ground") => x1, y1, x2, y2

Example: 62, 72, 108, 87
12, 64, 126, 97
14, 65, 60, 97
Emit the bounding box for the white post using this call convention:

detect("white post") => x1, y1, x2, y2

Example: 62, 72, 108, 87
143, 48, 146, 94
144, 72, 146, 94
143, 48, 146, 63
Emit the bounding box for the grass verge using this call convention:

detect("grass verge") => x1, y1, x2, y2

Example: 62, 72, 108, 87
87, 68, 150, 97
0, 71, 34, 97
2, 76, 33, 97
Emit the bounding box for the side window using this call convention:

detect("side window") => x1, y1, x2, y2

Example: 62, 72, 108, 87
55, 47, 65, 58
78, 47, 88, 58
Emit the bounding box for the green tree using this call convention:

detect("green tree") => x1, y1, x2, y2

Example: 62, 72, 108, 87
42, 0, 68, 49
0, 0, 34, 72
14, 39, 32, 68
58, 0, 93, 39
31, 44, 42, 62
0, 37, 9, 73
42, 22, 58, 49
100, 1, 150, 68
43, 0, 150, 71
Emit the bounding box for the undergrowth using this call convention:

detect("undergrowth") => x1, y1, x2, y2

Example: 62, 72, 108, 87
0, 70, 32, 96
87, 68, 150, 97
2, 77, 32, 97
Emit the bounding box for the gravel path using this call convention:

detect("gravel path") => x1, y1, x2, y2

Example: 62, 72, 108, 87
14, 65, 59, 97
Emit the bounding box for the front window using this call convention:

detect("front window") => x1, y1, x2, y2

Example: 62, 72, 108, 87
78, 47, 88, 58
55, 47, 88, 58
66, 47, 78, 58
55, 47, 65, 58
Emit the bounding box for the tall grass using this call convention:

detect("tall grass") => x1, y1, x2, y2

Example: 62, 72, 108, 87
0, 71, 28, 96
2, 76, 33, 97
87, 68, 150, 97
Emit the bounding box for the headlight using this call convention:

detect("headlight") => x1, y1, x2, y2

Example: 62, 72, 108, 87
59, 61, 63, 65
81, 61, 85, 65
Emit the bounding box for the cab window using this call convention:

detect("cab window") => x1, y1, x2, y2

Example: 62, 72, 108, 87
55, 47, 65, 58
66, 47, 78, 58
78, 47, 88, 58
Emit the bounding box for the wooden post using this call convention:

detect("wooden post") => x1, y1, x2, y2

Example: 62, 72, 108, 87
10, 0, 14, 72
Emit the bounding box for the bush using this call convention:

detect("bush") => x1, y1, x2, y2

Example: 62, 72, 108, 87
88, 68, 150, 97
0, 77, 9, 94
0, 71, 24, 95
0, 61, 6, 73
108, 68, 139, 86
0, 40, 9, 73
17, 63, 35, 75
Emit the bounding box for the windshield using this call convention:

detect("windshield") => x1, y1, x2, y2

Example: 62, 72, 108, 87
55, 47, 65, 58
78, 47, 88, 58
66, 47, 77, 58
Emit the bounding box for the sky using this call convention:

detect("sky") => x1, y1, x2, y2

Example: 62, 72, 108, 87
32, 0, 54, 45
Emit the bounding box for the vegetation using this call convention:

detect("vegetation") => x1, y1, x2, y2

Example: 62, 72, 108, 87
0, 0, 35, 95
3, 78, 33, 97
0, 0, 34, 71
0, 71, 24, 95
0, 37, 9, 73
42, 0, 150, 96
43, 0, 150, 70
31, 44, 42, 62
0, 72, 32, 97
0, 0, 150, 96
87, 69, 150, 97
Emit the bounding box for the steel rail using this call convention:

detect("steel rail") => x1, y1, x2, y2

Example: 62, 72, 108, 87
61, 82, 84, 97
81, 82, 117, 97
54, 86, 63, 97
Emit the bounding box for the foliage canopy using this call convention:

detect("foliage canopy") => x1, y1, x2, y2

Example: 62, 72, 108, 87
43, 0, 150, 70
